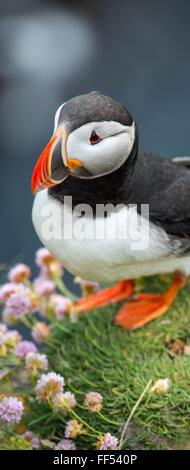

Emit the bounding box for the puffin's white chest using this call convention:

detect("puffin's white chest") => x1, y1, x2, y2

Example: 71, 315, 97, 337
32, 190, 189, 282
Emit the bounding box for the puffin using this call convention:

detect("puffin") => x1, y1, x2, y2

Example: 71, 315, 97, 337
31, 91, 190, 330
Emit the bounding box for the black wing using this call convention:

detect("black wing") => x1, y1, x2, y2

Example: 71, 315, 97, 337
127, 151, 190, 239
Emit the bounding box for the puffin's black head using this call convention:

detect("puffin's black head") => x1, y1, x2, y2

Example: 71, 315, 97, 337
31, 92, 136, 194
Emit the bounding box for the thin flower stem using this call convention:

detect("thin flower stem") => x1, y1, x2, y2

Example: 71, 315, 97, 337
51, 272, 78, 302
48, 399, 67, 425
119, 379, 152, 449
85, 329, 108, 354
27, 313, 36, 325
31, 373, 36, 387
68, 380, 85, 395
50, 406, 96, 438
44, 310, 70, 335
26, 313, 61, 347
56, 350, 70, 367
55, 411, 67, 425
78, 369, 98, 387
76, 403, 86, 410
21, 316, 33, 330
97, 411, 123, 426
28, 412, 51, 426
41, 335, 61, 347
82, 431, 96, 438
69, 408, 99, 434
49, 400, 97, 435
88, 318, 101, 336
135, 391, 153, 418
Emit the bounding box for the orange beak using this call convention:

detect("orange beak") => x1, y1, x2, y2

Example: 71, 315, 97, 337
31, 128, 69, 195
31, 127, 84, 195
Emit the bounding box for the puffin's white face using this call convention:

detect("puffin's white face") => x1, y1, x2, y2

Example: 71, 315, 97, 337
31, 92, 136, 194
64, 120, 135, 178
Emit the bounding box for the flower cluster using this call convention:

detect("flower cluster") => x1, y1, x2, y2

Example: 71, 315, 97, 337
97, 433, 118, 450
0, 397, 24, 427
150, 378, 170, 395
65, 420, 83, 438
0, 283, 23, 305
0, 262, 40, 325
2, 290, 33, 324
31, 322, 51, 344
0, 248, 102, 342
84, 391, 103, 412
14, 340, 38, 359
35, 372, 64, 402
1, 329, 22, 350
54, 439, 76, 450
33, 278, 56, 297
54, 297, 73, 319
74, 277, 100, 297
35, 247, 63, 277
21, 431, 41, 450
0, 249, 63, 328
53, 391, 76, 414
0, 247, 126, 451
25, 352, 48, 375
8, 264, 31, 283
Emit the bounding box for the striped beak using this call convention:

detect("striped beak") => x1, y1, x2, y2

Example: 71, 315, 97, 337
31, 127, 83, 195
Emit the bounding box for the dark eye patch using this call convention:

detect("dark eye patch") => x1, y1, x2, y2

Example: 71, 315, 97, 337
89, 131, 102, 145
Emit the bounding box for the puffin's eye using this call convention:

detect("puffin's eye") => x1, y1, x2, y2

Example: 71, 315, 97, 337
89, 131, 102, 145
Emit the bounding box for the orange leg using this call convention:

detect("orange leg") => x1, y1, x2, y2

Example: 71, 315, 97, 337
75, 280, 134, 313
114, 271, 187, 330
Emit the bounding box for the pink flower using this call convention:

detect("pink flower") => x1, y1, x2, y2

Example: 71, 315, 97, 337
31, 322, 51, 344
35, 248, 55, 267
35, 372, 64, 402
2, 330, 22, 348
54, 439, 76, 450
55, 297, 73, 319
33, 277, 56, 297
65, 419, 83, 438
97, 433, 118, 450
25, 352, 48, 375
81, 280, 101, 295
84, 391, 103, 412
74, 278, 101, 297
35, 248, 63, 275
22, 431, 41, 449
0, 396, 24, 427
8, 264, 31, 283
0, 283, 23, 305
2, 291, 32, 324
150, 378, 170, 394
53, 392, 76, 414
14, 340, 38, 359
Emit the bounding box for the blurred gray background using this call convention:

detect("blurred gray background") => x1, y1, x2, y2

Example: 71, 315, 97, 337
1, 0, 190, 285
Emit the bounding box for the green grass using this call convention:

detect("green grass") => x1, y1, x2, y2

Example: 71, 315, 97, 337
26, 273, 190, 450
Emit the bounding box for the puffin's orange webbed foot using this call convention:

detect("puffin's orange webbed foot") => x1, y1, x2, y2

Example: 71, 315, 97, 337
75, 280, 133, 313
114, 271, 187, 330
